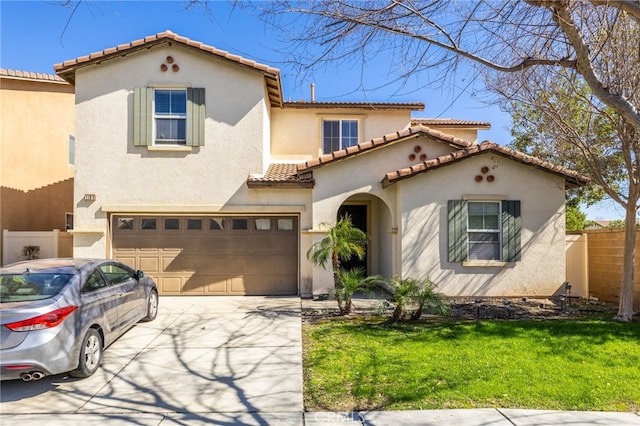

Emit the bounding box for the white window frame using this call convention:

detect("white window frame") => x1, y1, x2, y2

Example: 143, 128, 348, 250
322, 118, 360, 153
68, 135, 75, 166
467, 201, 502, 261
153, 88, 187, 145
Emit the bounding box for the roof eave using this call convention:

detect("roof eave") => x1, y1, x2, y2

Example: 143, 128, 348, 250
246, 180, 315, 189
283, 102, 425, 111
54, 32, 284, 104
381, 143, 590, 188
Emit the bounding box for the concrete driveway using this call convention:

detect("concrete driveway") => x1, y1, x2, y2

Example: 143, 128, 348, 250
0, 296, 303, 425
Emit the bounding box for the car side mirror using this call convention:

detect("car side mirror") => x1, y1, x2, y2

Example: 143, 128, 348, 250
135, 270, 145, 280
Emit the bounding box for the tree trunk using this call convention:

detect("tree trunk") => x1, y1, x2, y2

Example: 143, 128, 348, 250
331, 252, 346, 314
617, 206, 637, 321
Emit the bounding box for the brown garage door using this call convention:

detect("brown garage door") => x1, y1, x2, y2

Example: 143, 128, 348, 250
112, 215, 298, 295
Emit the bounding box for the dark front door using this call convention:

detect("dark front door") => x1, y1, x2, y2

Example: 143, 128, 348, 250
337, 204, 368, 273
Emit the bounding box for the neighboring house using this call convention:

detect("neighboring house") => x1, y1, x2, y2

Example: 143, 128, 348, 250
53, 31, 588, 297
0, 69, 75, 264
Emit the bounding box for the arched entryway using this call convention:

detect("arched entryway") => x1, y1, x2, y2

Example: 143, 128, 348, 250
337, 194, 394, 278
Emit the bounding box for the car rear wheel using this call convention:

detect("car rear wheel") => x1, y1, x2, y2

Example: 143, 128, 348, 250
142, 289, 158, 322
71, 328, 102, 378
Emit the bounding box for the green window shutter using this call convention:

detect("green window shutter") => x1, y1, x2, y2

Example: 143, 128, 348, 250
448, 200, 468, 262
502, 200, 521, 261
133, 87, 152, 146
186, 88, 205, 146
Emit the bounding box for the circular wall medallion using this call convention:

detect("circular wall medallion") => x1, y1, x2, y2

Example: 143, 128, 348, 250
420, 154, 427, 161
409, 154, 416, 161
160, 64, 168, 72
475, 175, 483, 182
414, 145, 422, 153
487, 175, 495, 182
166, 56, 174, 64
172, 64, 180, 72
481, 166, 489, 174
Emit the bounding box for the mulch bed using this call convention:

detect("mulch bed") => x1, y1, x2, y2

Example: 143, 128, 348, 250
302, 294, 619, 323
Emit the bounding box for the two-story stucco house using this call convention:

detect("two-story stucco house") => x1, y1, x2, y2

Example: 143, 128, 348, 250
53, 31, 588, 298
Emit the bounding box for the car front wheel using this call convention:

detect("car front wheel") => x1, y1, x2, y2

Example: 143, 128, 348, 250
71, 328, 102, 378
142, 289, 158, 322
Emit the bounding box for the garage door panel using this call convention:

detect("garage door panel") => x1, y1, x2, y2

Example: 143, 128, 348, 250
226, 238, 250, 253
139, 257, 160, 273
115, 256, 137, 269
229, 277, 247, 294
113, 215, 298, 295
160, 276, 183, 294
182, 274, 206, 294
204, 276, 231, 294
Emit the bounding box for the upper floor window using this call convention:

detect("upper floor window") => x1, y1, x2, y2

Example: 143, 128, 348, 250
154, 89, 187, 145
323, 119, 358, 153
133, 87, 205, 147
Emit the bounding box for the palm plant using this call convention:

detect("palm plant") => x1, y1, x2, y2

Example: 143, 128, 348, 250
390, 276, 450, 321
410, 278, 450, 320
390, 276, 420, 320
307, 214, 367, 314
335, 268, 383, 315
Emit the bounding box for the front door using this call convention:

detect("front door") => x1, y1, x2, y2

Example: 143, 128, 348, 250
337, 204, 368, 273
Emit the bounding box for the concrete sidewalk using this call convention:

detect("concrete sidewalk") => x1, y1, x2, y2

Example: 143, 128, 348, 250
1, 296, 638, 425
1, 409, 638, 425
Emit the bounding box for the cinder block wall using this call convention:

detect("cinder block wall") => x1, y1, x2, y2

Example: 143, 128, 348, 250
586, 229, 640, 310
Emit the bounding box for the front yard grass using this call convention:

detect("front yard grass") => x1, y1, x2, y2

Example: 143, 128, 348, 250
303, 318, 640, 412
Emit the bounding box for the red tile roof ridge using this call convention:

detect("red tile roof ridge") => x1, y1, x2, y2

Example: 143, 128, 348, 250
411, 118, 491, 128
53, 30, 280, 77
283, 101, 425, 110
381, 141, 590, 188
0, 68, 67, 83
296, 125, 473, 172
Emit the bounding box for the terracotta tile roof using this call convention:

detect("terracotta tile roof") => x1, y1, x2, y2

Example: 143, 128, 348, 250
381, 141, 590, 188
411, 118, 491, 128
1, 68, 68, 84
247, 163, 314, 188
284, 101, 424, 111
53, 30, 283, 107
297, 125, 473, 172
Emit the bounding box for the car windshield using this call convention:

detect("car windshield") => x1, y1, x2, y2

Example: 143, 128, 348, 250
0, 273, 72, 303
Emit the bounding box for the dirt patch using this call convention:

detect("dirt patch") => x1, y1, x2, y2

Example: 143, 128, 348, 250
302, 295, 618, 323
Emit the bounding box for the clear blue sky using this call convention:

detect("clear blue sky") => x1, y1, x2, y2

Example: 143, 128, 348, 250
0, 0, 623, 219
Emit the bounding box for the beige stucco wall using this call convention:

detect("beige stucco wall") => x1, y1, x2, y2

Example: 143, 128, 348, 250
0, 76, 75, 264
270, 108, 412, 161
0, 77, 75, 190
399, 154, 567, 297
71, 44, 299, 258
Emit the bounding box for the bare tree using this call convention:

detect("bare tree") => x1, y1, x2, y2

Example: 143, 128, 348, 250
254, 0, 640, 321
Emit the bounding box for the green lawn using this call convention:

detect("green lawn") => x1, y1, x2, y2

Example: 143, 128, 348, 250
303, 319, 640, 412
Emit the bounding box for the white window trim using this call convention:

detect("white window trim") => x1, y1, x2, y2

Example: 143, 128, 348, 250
153, 88, 187, 146
318, 116, 364, 153
463, 260, 509, 267
467, 200, 502, 262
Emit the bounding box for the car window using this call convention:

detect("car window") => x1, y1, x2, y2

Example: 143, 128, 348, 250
100, 264, 134, 285
0, 273, 72, 303
82, 271, 109, 293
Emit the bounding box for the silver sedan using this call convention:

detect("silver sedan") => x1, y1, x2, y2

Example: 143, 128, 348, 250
0, 258, 158, 381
